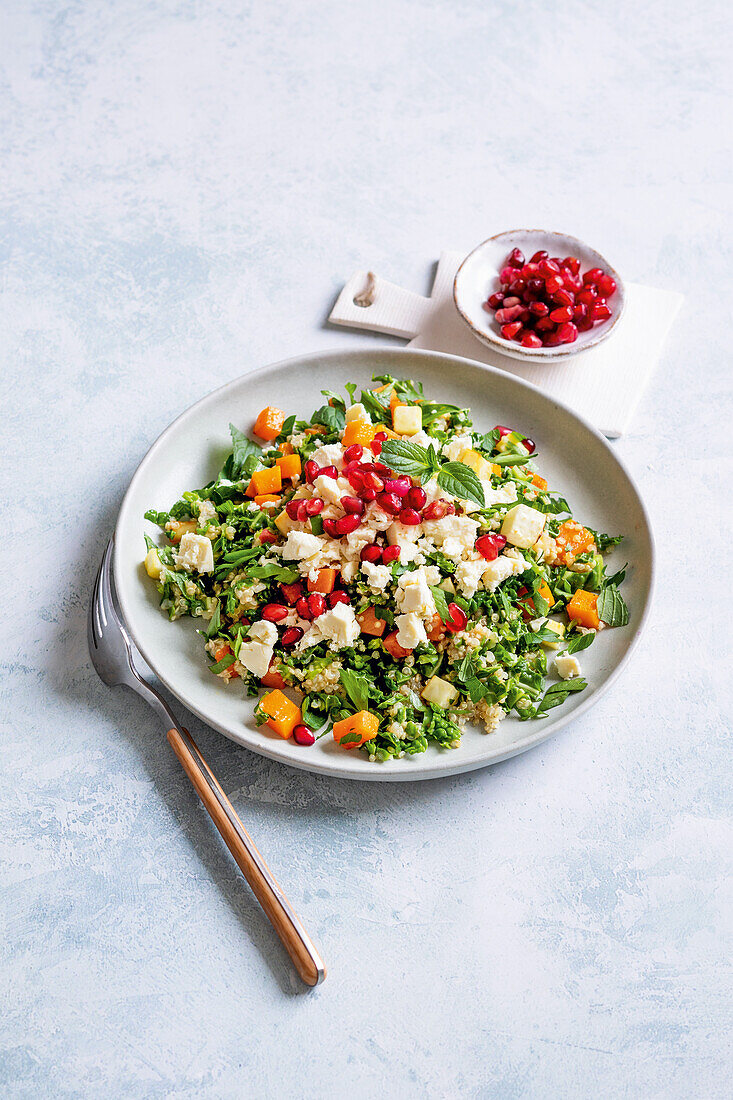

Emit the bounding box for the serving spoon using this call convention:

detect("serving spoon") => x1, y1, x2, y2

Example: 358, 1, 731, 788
88, 538, 325, 987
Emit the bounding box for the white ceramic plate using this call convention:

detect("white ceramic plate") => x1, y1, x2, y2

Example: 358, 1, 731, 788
453, 229, 626, 362
114, 349, 653, 782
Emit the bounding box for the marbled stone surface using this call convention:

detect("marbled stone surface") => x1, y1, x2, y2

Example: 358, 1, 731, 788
1, 1, 730, 1096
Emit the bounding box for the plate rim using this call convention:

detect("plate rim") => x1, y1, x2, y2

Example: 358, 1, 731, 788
114, 347, 655, 782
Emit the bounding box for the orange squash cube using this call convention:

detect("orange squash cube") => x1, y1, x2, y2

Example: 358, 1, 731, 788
357, 606, 387, 637
166, 519, 197, 543
342, 420, 376, 448
276, 453, 302, 480
254, 494, 280, 506
260, 689, 302, 739
531, 473, 548, 490
307, 568, 337, 594
383, 631, 412, 659
389, 389, 405, 414
556, 521, 595, 562
247, 465, 282, 498
253, 407, 286, 442
567, 589, 600, 630
332, 710, 379, 749
260, 669, 286, 689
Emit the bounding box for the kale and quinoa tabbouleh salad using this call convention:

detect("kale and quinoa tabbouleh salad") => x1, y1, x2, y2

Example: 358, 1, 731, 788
143, 374, 629, 761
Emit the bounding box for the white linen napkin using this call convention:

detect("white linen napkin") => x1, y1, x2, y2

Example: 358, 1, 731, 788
329, 251, 683, 437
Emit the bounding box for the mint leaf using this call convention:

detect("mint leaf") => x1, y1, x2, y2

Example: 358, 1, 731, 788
565, 631, 594, 655
430, 585, 452, 624
359, 388, 391, 423
379, 440, 433, 477
339, 668, 371, 712
205, 601, 222, 639
437, 463, 485, 507
420, 402, 460, 426
491, 453, 532, 467
535, 678, 587, 715
597, 584, 629, 627
209, 651, 236, 674
310, 514, 324, 536
476, 428, 500, 453
144, 508, 170, 526
311, 404, 345, 433
228, 424, 262, 480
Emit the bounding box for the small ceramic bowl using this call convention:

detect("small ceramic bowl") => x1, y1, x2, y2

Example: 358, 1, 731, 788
453, 229, 625, 363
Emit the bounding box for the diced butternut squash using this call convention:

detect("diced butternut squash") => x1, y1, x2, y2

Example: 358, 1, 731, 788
307, 568, 337, 594
247, 466, 282, 497
357, 606, 387, 637
278, 441, 294, 455
280, 581, 304, 603
460, 448, 493, 480
556, 521, 596, 563
390, 389, 405, 414
491, 463, 502, 477
261, 669, 286, 689
566, 589, 600, 630
276, 453, 302, 479
254, 494, 280, 506
166, 519, 197, 543
213, 642, 239, 678
531, 473, 548, 490
383, 631, 412, 659
260, 689, 302, 739
392, 404, 422, 435
426, 612, 446, 642
519, 581, 555, 615
253, 406, 286, 442
342, 420, 376, 447
332, 710, 379, 749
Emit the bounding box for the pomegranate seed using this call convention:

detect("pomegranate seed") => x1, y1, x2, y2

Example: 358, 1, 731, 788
296, 596, 312, 620
422, 500, 448, 520
562, 256, 581, 275
501, 322, 523, 340
550, 306, 573, 323
576, 316, 594, 332
305, 498, 323, 516
544, 276, 563, 294
511, 327, 526, 342
445, 502, 456, 515
343, 444, 364, 463
304, 459, 319, 483
573, 303, 588, 322
360, 544, 382, 563
499, 266, 516, 284
522, 437, 536, 453
487, 292, 504, 309
347, 469, 365, 492
399, 507, 421, 525
323, 518, 340, 537
376, 492, 402, 516
475, 533, 507, 560
557, 322, 578, 343
583, 267, 604, 286
521, 332, 542, 348
552, 288, 575, 307
596, 274, 617, 297
507, 247, 525, 268
577, 286, 597, 305
318, 464, 339, 480
261, 603, 289, 622
341, 495, 364, 515
374, 431, 388, 443
501, 296, 521, 308
530, 250, 548, 263
527, 277, 545, 295
521, 262, 539, 278
280, 582, 304, 604
529, 300, 549, 317
384, 477, 411, 497
286, 500, 303, 520
406, 485, 427, 510
508, 278, 527, 296
445, 603, 468, 634
495, 305, 523, 324
308, 593, 327, 617
335, 514, 361, 535
373, 462, 391, 477
381, 544, 401, 564
535, 317, 556, 333
258, 529, 278, 544
543, 331, 564, 347
495, 425, 512, 436
590, 299, 612, 322
361, 471, 384, 493
361, 487, 377, 501
329, 590, 351, 607
292, 724, 315, 746
370, 439, 382, 456
539, 259, 560, 277
281, 626, 303, 646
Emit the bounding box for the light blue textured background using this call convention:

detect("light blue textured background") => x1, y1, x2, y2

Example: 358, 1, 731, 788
1, 1, 731, 1097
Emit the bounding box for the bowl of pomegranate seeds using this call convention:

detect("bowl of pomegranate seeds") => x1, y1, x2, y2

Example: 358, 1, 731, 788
453, 230, 625, 361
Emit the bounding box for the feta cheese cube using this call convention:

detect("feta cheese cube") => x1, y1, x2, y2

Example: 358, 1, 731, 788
500, 504, 546, 549
280, 531, 323, 560
482, 551, 528, 591
554, 653, 582, 680
341, 560, 358, 583
361, 561, 392, 591
442, 434, 473, 462
392, 405, 423, 436
454, 556, 487, 597
421, 675, 458, 708
396, 568, 436, 617
314, 474, 342, 506
238, 640, 273, 679
311, 443, 344, 470
249, 620, 278, 646
345, 403, 371, 423
386, 521, 422, 546
314, 601, 360, 648
175, 532, 214, 574
394, 612, 428, 650
144, 548, 163, 579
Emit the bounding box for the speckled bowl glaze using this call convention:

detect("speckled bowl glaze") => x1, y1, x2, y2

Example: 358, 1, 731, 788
453, 230, 626, 363
115, 348, 653, 783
